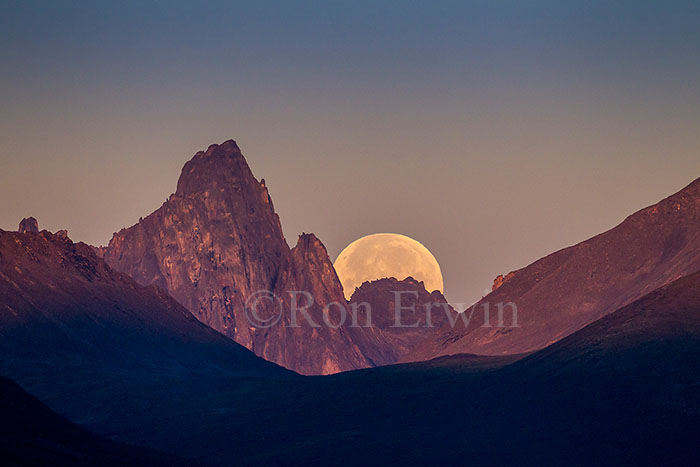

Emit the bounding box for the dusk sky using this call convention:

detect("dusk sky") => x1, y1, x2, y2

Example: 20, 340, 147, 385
2, 1, 699, 304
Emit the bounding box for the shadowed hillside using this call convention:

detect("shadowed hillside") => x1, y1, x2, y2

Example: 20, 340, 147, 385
0, 376, 187, 466
0, 226, 290, 440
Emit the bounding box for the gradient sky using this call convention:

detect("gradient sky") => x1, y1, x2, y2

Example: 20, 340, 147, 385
2, 1, 700, 304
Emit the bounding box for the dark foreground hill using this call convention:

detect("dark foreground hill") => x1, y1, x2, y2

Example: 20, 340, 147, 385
0, 376, 185, 466
97, 272, 700, 465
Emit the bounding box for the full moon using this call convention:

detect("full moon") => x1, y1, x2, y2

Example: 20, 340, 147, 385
333, 233, 444, 300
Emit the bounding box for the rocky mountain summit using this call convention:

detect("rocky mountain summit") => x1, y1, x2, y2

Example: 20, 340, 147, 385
346, 277, 457, 366
101, 140, 370, 374
18, 217, 38, 234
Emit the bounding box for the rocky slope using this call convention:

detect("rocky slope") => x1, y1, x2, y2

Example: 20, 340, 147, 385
345, 277, 457, 366
101, 140, 369, 374
404, 176, 700, 361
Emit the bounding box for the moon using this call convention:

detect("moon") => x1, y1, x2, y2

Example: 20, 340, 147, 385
333, 233, 444, 300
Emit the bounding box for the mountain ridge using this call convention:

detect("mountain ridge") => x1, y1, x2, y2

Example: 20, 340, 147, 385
403, 174, 700, 361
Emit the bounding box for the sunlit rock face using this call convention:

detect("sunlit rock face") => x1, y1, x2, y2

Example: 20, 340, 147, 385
102, 140, 370, 375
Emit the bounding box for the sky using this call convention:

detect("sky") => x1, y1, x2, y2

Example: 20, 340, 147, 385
2, 1, 700, 304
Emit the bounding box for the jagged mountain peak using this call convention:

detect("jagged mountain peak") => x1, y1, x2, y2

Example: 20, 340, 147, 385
293, 232, 327, 252
344, 276, 456, 366
175, 139, 256, 197
102, 141, 371, 374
